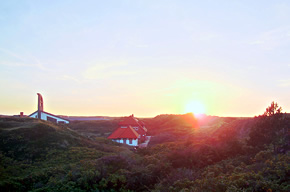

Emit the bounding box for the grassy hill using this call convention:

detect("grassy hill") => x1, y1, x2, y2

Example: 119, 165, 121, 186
0, 117, 133, 192
0, 113, 289, 192
140, 114, 254, 146
138, 114, 289, 191
68, 119, 119, 138
0, 117, 125, 159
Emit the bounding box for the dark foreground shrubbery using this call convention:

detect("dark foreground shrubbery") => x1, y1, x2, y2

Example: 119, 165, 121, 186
0, 114, 289, 191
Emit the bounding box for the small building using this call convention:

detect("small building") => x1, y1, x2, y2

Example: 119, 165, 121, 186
119, 114, 147, 140
107, 126, 139, 146
29, 93, 69, 124
108, 114, 147, 146
13, 112, 27, 118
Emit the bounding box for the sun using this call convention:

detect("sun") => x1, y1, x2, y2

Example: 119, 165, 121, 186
185, 101, 206, 115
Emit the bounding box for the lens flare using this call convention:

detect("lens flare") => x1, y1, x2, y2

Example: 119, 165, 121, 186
185, 101, 206, 115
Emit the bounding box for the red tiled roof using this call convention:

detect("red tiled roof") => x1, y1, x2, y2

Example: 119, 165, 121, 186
139, 120, 145, 126
119, 116, 141, 126
108, 126, 139, 139
118, 115, 148, 136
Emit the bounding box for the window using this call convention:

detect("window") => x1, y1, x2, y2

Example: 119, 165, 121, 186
129, 139, 132, 144
47, 116, 57, 123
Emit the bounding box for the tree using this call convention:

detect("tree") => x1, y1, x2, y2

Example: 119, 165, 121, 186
248, 102, 289, 153
263, 101, 282, 116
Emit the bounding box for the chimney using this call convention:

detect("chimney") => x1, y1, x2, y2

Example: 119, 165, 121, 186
20, 112, 24, 117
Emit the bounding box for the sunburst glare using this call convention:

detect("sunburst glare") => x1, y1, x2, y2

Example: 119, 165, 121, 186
185, 101, 206, 115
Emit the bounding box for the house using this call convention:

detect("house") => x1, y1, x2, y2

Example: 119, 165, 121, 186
119, 114, 147, 141
29, 93, 69, 124
108, 114, 147, 146
107, 126, 139, 146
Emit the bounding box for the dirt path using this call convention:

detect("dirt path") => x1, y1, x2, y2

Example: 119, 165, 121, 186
139, 136, 151, 148
2, 126, 30, 131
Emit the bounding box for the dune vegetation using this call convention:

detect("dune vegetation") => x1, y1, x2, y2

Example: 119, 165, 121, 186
0, 104, 289, 191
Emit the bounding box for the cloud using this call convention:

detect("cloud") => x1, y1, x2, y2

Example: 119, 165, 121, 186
57, 75, 81, 84
278, 79, 290, 87
190, 32, 218, 42
0, 60, 48, 71
0, 48, 25, 60
82, 60, 136, 80
136, 44, 149, 48
250, 26, 290, 50
0, 47, 48, 71
249, 40, 264, 45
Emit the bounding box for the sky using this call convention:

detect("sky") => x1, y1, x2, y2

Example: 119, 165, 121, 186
1, 0, 290, 117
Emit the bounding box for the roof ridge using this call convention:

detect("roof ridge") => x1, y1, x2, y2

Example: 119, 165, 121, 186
28, 110, 70, 122
107, 126, 140, 139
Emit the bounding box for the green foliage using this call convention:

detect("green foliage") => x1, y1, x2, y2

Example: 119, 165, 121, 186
248, 114, 289, 153
0, 113, 289, 191
143, 113, 199, 136
69, 120, 119, 138
263, 101, 282, 116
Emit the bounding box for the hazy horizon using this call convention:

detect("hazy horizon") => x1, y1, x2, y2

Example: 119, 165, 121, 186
1, 0, 290, 117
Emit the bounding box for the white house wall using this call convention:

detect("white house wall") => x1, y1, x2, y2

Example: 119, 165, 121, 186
114, 139, 138, 146
29, 112, 38, 118
29, 112, 69, 124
